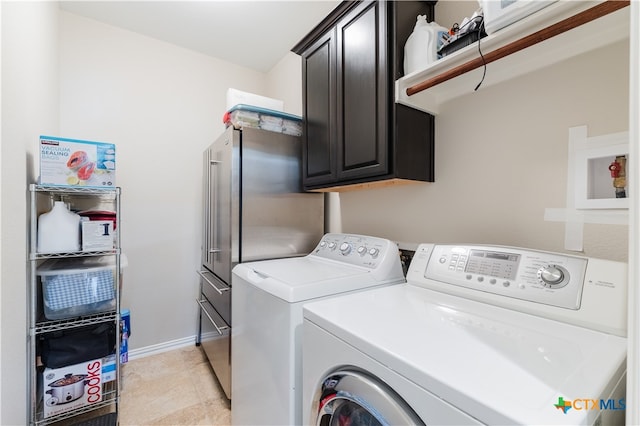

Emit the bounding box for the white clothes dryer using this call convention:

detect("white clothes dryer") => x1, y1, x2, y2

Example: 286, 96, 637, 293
303, 244, 627, 425
231, 233, 405, 426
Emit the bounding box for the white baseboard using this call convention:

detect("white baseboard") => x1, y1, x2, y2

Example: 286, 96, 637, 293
127, 335, 197, 361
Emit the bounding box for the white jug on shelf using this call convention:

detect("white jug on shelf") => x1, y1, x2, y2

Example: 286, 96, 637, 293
37, 201, 81, 253
404, 15, 448, 75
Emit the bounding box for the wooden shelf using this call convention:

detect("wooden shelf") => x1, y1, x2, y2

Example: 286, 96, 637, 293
395, 0, 630, 115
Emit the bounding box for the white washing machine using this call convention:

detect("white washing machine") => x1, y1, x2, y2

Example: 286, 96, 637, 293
231, 233, 406, 426
303, 244, 628, 425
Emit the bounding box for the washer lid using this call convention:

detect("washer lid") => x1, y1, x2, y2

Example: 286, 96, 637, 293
303, 284, 627, 425
232, 257, 401, 302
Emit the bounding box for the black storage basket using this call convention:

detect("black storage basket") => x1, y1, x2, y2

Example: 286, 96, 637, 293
40, 322, 116, 369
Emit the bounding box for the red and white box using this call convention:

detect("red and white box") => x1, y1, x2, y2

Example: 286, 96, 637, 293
42, 358, 103, 418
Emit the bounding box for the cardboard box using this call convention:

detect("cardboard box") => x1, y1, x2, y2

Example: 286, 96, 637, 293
226, 88, 283, 112
39, 136, 116, 188
120, 309, 130, 364
82, 220, 115, 251
42, 358, 104, 418
102, 355, 117, 383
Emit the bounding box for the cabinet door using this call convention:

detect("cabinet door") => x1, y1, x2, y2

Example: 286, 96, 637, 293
302, 29, 337, 187
336, 1, 388, 181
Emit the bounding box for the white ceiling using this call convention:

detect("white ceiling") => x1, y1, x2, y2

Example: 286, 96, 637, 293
59, 1, 340, 73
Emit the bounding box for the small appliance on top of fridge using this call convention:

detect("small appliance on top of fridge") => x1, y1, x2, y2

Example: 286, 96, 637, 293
196, 125, 324, 399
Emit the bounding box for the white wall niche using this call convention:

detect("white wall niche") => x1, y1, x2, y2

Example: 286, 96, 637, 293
544, 125, 629, 252
574, 129, 629, 209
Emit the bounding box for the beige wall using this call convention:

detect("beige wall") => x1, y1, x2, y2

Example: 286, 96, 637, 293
1, 2, 60, 423
1, 6, 289, 422
266, 52, 304, 116
337, 0, 629, 261
339, 40, 629, 261
434, 0, 478, 31
59, 11, 274, 352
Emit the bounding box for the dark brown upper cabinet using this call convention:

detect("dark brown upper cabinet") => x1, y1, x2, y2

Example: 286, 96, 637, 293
293, 1, 436, 192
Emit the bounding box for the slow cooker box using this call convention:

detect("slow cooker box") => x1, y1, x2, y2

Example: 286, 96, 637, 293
42, 357, 105, 418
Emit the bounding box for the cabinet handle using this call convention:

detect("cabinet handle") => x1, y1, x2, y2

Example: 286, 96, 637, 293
197, 270, 230, 295
196, 299, 229, 335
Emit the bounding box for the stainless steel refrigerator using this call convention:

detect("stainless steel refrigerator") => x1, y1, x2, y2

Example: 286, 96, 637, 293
196, 126, 324, 399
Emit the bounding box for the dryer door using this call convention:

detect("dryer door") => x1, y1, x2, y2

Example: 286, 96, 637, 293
314, 369, 424, 426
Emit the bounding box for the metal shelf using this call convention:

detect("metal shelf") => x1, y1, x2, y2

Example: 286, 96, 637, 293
395, 0, 630, 114
30, 249, 119, 261
34, 311, 118, 335
28, 184, 122, 426
33, 382, 118, 426
31, 184, 120, 197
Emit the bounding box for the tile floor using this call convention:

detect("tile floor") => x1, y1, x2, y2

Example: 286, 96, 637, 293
119, 345, 231, 425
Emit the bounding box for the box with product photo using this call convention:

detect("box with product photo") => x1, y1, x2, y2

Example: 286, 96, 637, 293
39, 135, 116, 188
42, 358, 104, 418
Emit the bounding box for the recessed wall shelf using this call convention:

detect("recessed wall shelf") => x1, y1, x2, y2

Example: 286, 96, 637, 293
396, 0, 630, 115
544, 126, 629, 252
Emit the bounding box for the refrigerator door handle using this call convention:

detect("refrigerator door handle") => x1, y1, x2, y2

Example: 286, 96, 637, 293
208, 157, 220, 264
196, 298, 229, 335
203, 151, 210, 266
197, 270, 231, 295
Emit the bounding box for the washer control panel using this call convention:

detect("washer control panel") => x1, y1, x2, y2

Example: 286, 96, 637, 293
311, 233, 397, 269
422, 244, 588, 310
406, 243, 628, 335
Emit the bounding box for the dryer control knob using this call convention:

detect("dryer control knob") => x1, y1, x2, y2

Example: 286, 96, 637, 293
340, 243, 352, 255
357, 246, 367, 256
368, 248, 380, 258
538, 265, 567, 287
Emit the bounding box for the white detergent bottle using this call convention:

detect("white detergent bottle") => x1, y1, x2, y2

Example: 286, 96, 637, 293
404, 15, 448, 75
37, 201, 81, 253
427, 21, 449, 62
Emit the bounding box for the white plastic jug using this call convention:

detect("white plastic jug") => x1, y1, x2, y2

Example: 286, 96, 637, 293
404, 16, 448, 75
37, 201, 81, 253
